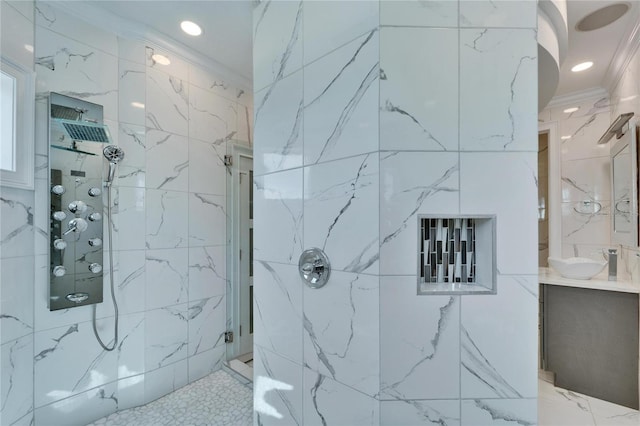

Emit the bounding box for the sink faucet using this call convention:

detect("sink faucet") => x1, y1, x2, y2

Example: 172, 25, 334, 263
608, 248, 618, 281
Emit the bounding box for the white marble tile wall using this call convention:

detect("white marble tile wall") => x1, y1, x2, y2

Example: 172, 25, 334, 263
1, 2, 252, 424
253, 1, 538, 424
540, 95, 613, 261
1, 2, 36, 425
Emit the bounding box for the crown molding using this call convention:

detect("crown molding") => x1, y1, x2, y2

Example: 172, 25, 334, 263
603, 10, 640, 95
546, 87, 609, 109
49, 1, 252, 91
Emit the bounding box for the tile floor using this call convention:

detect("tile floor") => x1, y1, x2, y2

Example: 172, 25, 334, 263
86, 372, 639, 426
86, 369, 252, 426
539, 379, 639, 426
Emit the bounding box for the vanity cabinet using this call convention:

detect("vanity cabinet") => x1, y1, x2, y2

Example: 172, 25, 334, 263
540, 280, 639, 409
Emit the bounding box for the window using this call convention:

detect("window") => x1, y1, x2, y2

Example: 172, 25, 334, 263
1, 56, 34, 189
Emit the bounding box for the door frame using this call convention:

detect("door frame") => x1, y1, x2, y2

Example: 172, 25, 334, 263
539, 121, 561, 258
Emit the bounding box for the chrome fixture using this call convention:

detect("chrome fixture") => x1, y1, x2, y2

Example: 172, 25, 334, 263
597, 112, 634, 144
103, 145, 125, 186
299, 248, 331, 289
607, 249, 618, 281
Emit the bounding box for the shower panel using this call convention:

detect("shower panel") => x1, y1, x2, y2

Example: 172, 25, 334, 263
48, 93, 108, 310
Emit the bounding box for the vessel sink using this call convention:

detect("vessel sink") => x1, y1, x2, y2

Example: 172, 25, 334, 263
547, 257, 608, 280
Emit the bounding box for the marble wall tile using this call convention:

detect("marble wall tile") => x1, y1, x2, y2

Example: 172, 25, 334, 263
145, 46, 190, 81
145, 248, 188, 310
380, 399, 460, 426
254, 169, 303, 264
188, 138, 226, 196
254, 262, 302, 364
114, 187, 145, 250
33, 382, 118, 426
460, 152, 538, 275
143, 359, 188, 404
35, 2, 118, 56
254, 70, 303, 176
304, 153, 379, 274
188, 193, 227, 247
1, 1, 34, 69
189, 66, 241, 103
380, 152, 459, 275
303, 271, 379, 397
34, 100, 49, 180
561, 201, 611, 245
561, 243, 611, 263
253, 0, 303, 92
237, 103, 253, 145
145, 130, 188, 191
118, 59, 146, 126
34, 320, 118, 407
459, 29, 537, 152
116, 250, 146, 315
302, 368, 379, 426
460, 398, 537, 426
380, 276, 460, 400
117, 123, 146, 188
146, 189, 188, 249
33, 180, 48, 256
254, 346, 303, 426
35, 26, 118, 121
5, 0, 34, 23
117, 373, 145, 411
0, 186, 34, 259
304, 31, 379, 165
381, 0, 458, 27
303, 0, 379, 66
461, 276, 538, 399
187, 345, 226, 383
188, 246, 227, 301
380, 28, 458, 151
561, 157, 611, 202
117, 313, 145, 380
0, 256, 34, 344
188, 295, 226, 356
146, 67, 189, 137
118, 37, 146, 65
189, 83, 238, 145
1, 335, 34, 425
459, 0, 537, 28
559, 112, 611, 162
144, 305, 189, 371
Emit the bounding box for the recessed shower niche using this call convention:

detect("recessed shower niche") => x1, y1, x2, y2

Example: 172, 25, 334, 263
48, 93, 111, 310
418, 215, 497, 295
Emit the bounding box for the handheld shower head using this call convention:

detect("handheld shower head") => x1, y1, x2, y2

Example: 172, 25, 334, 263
103, 145, 125, 185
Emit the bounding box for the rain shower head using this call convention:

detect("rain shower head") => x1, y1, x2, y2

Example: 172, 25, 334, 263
53, 118, 112, 143
103, 145, 125, 185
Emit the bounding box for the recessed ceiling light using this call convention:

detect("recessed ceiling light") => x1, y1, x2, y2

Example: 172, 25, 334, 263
24, 44, 34, 53
576, 3, 630, 32
571, 61, 593, 72
131, 102, 145, 109
151, 54, 171, 66
561, 135, 572, 140
564, 107, 579, 113
181, 20, 202, 36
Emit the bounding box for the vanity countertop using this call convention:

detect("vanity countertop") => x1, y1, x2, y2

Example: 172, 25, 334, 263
539, 267, 640, 294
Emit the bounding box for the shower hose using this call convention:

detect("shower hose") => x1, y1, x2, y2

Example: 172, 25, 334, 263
92, 183, 119, 351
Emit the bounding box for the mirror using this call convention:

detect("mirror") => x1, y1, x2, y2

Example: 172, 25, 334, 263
610, 122, 639, 247
49, 93, 108, 310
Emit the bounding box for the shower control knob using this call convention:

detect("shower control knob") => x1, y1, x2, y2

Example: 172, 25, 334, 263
53, 239, 67, 250
88, 238, 102, 247
51, 185, 66, 195
88, 212, 102, 222
88, 187, 102, 197
88, 263, 102, 274
53, 266, 66, 277
64, 218, 88, 235
52, 211, 67, 221
68, 200, 88, 214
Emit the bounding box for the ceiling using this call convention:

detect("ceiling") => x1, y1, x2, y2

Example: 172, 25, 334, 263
87, 1, 638, 99
555, 0, 640, 97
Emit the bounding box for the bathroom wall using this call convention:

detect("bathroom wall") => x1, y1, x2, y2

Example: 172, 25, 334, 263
0, 2, 36, 425
253, 1, 538, 424
539, 94, 613, 262
1, 1, 252, 424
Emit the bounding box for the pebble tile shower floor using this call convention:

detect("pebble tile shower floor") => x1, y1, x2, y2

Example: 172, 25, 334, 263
86, 370, 252, 426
